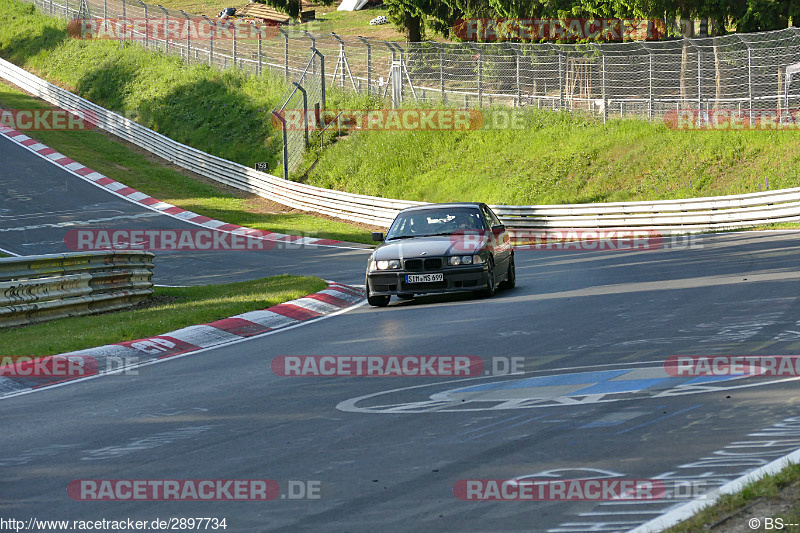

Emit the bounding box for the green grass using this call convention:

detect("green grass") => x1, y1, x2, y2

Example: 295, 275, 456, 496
665, 463, 800, 532
0, 274, 327, 356
0, 77, 374, 244
303, 105, 800, 205
3, 0, 800, 217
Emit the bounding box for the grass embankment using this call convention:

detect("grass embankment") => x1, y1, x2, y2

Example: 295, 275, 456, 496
666, 463, 800, 532
0, 275, 327, 356
4, 0, 799, 210
304, 109, 800, 205
0, 1, 376, 243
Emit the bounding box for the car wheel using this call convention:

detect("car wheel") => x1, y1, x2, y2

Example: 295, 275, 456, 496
366, 282, 390, 307
499, 255, 516, 289
477, 259, 496, 297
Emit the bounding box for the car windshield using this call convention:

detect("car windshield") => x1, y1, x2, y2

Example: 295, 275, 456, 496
385, 208, 486, 240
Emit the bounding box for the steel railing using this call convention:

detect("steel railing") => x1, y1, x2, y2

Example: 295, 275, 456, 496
0, 251, 155, 327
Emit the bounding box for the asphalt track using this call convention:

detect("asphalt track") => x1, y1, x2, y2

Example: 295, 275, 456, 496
3, 132, 800, 533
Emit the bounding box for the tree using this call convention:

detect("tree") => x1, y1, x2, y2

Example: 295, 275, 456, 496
261, 0, 335, 18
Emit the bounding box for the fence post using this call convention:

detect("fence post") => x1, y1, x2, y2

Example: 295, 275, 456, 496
157, 5, 169, 53
272, 111, 289, 180
509, 43, 522, 107
358, 36, 371, 94
232, 21, 237, 68
601, 50, 608, 122
202, 15, 214, 66
737, 34, 752, 119
303, 31, 316, 75
257, 26, 263, 76
103, 0, 107, 32
121, 0, 126, 41
65, 0, 69, 20
312, 47, 326, 112
180, 10, 190, 61
430, 41, 445, 102
468, 43, 483, 107
293, 82, 309, 147
136, 0, 147, 49
278, 28, 289, 78
551, 44, 564, 110
696, 47, 701, 110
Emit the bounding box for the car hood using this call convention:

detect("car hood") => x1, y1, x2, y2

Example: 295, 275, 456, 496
373, 234, 487, 260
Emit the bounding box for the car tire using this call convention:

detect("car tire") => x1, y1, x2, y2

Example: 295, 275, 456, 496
476, 259, 496, 297
366, 283, 390, 307
499, 255, 516, 289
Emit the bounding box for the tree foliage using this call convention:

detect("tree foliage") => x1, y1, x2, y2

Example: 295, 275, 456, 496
385, 0, 798, 41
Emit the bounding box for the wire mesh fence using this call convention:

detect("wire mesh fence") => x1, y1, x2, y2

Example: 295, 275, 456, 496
272, 49, 324, 178
22, 0, 800, 124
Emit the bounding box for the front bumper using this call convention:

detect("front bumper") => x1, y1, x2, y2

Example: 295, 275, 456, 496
367, 266, 490, 296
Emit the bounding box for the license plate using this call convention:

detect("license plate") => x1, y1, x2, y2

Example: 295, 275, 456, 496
406, 273, 443, 283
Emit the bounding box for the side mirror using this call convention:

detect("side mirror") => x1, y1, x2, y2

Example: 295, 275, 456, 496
372, 232, 384, 242
491, 224, 505, 233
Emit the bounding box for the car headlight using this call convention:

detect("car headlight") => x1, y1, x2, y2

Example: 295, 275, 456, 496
448, 255, 479, 266
371, 259, 401, 271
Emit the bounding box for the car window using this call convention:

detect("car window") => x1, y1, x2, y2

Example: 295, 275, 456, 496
386, 208, 486, 239
481, 205, 501, 228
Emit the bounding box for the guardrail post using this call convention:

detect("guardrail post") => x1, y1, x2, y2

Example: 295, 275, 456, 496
358, 36, 371, 94
278, 28, 289, 78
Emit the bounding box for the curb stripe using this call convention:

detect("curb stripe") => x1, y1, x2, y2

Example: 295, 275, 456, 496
0, 127, 366, 250
0, 283, 364, 399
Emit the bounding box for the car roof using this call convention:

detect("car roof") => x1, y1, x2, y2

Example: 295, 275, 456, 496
398, 202, 486, 214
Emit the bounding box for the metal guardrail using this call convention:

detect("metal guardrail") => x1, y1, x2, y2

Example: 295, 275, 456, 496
0, 251, 155, 328
1, 57, 799, 232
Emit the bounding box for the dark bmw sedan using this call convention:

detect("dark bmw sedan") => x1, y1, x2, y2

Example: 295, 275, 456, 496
365, 203, 515, 307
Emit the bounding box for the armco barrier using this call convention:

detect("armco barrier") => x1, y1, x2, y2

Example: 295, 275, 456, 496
0, 251, 155, 328
1, 57, 800, 233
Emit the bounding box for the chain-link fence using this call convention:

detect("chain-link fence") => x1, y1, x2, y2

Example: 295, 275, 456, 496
272, 49, 324, 178
23, 0, 800, 120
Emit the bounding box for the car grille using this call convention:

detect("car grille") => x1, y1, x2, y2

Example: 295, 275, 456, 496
403, 281, 447, 291
404, 258, 443, 271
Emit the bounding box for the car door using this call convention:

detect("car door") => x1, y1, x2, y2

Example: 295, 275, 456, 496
481, 204, 511, 269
